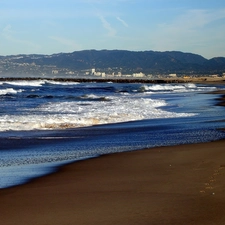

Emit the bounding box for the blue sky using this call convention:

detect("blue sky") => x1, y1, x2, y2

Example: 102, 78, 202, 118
0, 0, 225, 58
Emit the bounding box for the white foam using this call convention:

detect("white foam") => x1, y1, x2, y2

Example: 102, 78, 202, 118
4, 80, 80, 87
139, 83, 217, 93
46, 80, 80, 85
0, 94, 195, 131
0, 88, 23, 95
2, 82, 218, 132
4, 80, 46, 87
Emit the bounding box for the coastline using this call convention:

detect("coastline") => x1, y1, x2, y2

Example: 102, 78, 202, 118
1, 139, 225, 225
1, 81, 225, 224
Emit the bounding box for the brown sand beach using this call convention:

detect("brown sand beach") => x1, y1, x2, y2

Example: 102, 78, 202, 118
1, 140, 225, 225
0, 88, 225, 225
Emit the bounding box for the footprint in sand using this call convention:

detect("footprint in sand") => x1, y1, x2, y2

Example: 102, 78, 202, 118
200, 165, 225, 194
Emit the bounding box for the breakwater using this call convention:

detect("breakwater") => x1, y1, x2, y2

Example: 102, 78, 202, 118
0, 76, 224, 84
0, 77, 192, 83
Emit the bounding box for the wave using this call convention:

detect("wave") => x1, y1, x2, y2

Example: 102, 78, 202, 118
1, 82, 219, 132
79, 94, 111, 101
1, 80, 221, 94
4, 80, 46, 87
137, 83, 217, 93
0, 95, 196, 131
0, 88, 23, 95
4, 80, 80, 87
26, 94, 54, 99
25, 93, 111, 101
46, 80, 80, 85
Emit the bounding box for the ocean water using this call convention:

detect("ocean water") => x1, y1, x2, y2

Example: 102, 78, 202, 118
0, 79, 225, 188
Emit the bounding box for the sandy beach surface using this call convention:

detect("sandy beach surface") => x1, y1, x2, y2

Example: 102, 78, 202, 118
1, 139, 225, 225
1, 83, 225, 225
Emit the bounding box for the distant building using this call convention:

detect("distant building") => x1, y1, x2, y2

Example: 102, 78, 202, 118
210, 74, 219, 78
169, 73, 177, 77
91, 68, 96, 75
107, 74, 115, 77
94, 72, 102, 76
123, 74, 132, 77
52, 70, 58, 74
133, 72, 145, 78
66, 71, 75, 75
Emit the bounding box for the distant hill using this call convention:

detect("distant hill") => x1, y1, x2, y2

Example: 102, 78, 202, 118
1, 50, 225, 75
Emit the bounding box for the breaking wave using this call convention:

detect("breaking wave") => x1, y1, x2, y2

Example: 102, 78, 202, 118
0, 95, 195, 131
0, 88, 23, 95
137, 83, 217, 93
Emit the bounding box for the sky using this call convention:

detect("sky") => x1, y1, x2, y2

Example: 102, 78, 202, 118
0, 0, 225, 59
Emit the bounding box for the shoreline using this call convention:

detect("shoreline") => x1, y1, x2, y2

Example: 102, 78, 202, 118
1, 82, 225, 224
1, 139, 225, 224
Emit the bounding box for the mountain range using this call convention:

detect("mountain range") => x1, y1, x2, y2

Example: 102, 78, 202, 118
1, 50, 225, 75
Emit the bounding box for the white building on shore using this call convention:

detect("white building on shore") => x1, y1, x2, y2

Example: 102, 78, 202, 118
133, 72, 145, 78
169, 73, 177, 78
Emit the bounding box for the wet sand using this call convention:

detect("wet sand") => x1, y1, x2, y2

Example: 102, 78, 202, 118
1, 139, 225, 225
1, 84, 225, 225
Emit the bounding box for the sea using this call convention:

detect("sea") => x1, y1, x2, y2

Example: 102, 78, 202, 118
0, 78, 225, 189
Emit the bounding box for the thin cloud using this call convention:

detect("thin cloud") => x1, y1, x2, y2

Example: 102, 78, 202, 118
99, 15, 117, 37
2, 24, 39, 49
2, 24, 13, 40
49, 36, 81, 50
116, 17, 128, 27
150, 8, 225, 58
166, 8, 225, 31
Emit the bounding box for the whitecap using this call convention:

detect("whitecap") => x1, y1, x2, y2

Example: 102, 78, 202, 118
0, 88, 23, 95
138, 83, 218, 93
4, 80, 46, 87
46, 80, 80, 85
0, 93, 196, 131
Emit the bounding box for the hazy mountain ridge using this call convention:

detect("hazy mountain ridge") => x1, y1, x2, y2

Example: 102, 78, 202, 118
1, 50, 225, 75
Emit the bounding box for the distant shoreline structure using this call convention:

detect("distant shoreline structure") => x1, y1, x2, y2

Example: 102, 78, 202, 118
0, 76, 224, 84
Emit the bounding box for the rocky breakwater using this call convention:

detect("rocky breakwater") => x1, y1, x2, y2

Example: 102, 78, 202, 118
0, 77, 200, 84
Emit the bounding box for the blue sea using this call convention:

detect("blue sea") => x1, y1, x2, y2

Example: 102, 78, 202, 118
0, 79, 225, 189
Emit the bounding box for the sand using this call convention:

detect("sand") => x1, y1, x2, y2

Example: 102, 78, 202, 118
1, 139, 225, 225
1, 85, 225, 225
